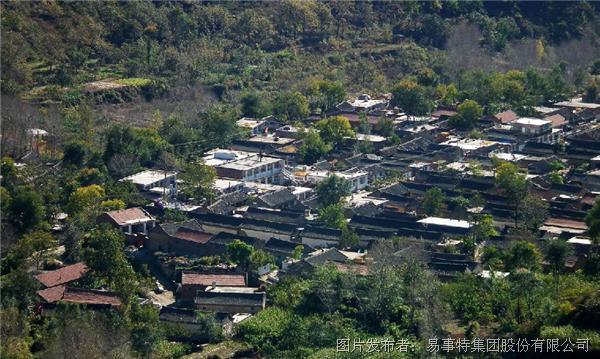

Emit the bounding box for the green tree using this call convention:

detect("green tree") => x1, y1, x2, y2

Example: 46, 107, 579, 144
299, 130, 331, 165
197, 105, 240, 149
83, 225, 137, 301
180, 160, 217, 203
519, 193, 549, 232
585, 199, 600, 238
240, 91, 271, 118
315, 116, 354, 147
449, 99, 483, 129
226, 239, 254, 269
375, 116, 395, 137
471, 214, 498, 242
435, 83, 458, 106
495, 162, 527, 225
339, 227, 359, 248
8, 186, 45, 232
391, 79, 433, 115
506, 241, 542, 272
315, 175, 351, 207
250, 250, 275, 272
67, 184, 105, 215
62, 141, 88, 167
549, 171, 564, 184
4, 230, 56, 271
318, 203, 347, 229
273, 92, 309, 122
291, 245, 304, 260
421, 187, 445, 216
545, 239, 571, 292
307, 79, 346, 113
100, 199, 126, 211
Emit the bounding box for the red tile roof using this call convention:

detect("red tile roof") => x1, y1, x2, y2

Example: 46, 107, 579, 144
62, 288, 122, 307
37, 286, 121, 307
174, 228, 212, 244
104, 207, 153, 226
37, 285, 66, 303
34, 262, 88, 288
545, 114, 567, 128
181, 271, 246, 287
494, 110, 519, 124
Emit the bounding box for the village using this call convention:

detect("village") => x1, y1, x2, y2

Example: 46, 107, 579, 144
20, 91, 600, 346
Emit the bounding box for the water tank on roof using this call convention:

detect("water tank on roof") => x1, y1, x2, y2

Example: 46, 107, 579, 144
358, 94, 371, 101
214, 150, 236, 160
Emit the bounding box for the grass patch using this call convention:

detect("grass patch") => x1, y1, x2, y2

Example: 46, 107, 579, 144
115, 77, 152, 88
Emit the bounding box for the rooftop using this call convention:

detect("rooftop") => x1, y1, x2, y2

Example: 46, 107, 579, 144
236, 118, 265, 128
37, 286, 121, 307
103, 207, 154, 226
181, 271, 246, 287
417, 217, 472, 229
218, 155, 281, 171
34, 262, 88, 288
120, 170, 177, 186
514, 117, 552, 126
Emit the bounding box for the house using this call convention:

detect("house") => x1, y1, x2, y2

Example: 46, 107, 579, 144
147, 220, 211, 256
204, 149, 284, 184
159, 307, 237, 338
512, 118, 562, 145
544, 113, 567, 128
195, 291, 266, 314
336, 94, 388, 113
99, 207, 156, 235
37, 286, 122, 308
284, 248, 368, 276
214, 179, 245, 195
34, 262, 88, 288
179, 271, 247, 304
254, 188, 299, 209
236, 117, 282, 136
275, 125, 304, 139
302, 169, 369, 192
120, 170, 177, 196
352, 133, 388, 150
512, 118, 552, 135
493, 110, 519, 124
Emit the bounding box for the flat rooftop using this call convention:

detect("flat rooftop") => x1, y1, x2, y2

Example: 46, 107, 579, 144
121, 170, 177, 186
441, 138, 497, 150
514, 118, 552, 126
247, 135, 295, 145
418, 217, 471, 229
218, 155, 281, 171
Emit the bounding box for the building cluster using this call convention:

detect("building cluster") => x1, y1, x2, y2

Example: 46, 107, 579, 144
31, 93, 600, 335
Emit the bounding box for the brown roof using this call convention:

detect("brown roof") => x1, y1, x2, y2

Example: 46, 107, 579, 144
544, 114, 567, 128
62, 288, 122, 307
543, 218, 587, 230
37, 285, 66, 303
104, 207, 153, 226
338, 113, 380, 125
181, 271, 246, 287
34, 262, 88, 287
174, 228, 212, 244
432, 109, 458, 118
494, 110, 519, 124
37, 285, 121, 307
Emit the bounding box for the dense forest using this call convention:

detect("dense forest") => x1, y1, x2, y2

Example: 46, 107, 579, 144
2, 1, 600, 358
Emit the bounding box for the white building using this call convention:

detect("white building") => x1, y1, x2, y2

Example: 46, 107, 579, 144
121, 170, 178, 196
204, 149, 284, 184
337, 94, 388, 113
299, 169, 369, 192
